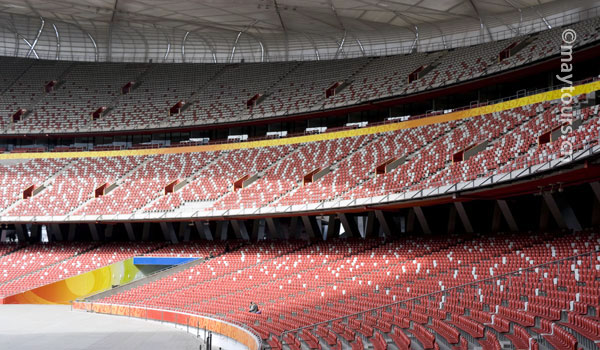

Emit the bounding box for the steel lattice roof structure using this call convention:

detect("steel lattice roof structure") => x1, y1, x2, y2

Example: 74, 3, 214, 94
0, 0, 598, 63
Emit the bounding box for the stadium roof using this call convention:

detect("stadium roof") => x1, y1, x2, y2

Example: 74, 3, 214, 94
0, 0, 598, 63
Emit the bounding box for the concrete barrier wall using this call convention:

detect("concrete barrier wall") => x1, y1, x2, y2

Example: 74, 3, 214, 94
72, 301, 261, 350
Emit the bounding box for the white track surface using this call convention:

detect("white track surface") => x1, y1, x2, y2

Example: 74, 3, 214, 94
0, 305, 245, 350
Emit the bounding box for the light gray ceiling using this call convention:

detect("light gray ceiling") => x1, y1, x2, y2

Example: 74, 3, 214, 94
0, 0, 576, 34
0, 0, 597, 62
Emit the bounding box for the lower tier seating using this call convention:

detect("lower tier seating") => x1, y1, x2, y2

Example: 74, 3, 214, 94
92, 229, 600, 349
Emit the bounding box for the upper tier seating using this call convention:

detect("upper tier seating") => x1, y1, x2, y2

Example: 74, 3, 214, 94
90, 63, 222, 130
1, 16, 598, 133
183, 61, 297, 125
494, 17, 600, 73
255, 58, 368, 117
0, 60, 71, 130
17, 63, 148, 132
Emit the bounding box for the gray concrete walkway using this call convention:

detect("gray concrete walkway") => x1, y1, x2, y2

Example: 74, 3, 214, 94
0, 305, 209, 350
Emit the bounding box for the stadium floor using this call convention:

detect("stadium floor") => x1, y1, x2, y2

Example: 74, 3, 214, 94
0, 304, 239, 350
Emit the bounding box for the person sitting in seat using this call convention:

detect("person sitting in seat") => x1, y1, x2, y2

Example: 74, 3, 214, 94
249, 301, 260, 314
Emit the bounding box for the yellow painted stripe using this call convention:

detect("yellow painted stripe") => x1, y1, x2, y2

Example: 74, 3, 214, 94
2, 80, 598, 160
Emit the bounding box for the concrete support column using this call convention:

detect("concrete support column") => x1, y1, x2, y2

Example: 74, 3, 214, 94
590, 182, 600, 203
542, 192, 567, 229
497, 199, 519, 232
375, 210, 396, 239
104, 224, 113, 240
324, 215, 339, 240
289, 217, 299, 240
50, 224, 64, 241
179, 222, 191, 242
15, 224, 28, 243
454, 202, 474, 233
87, 223, 100, 241
252, 219, 266, 241
365, 212, 379, 238
265, 218, 281, 240
231, 220, 250, 241
555, 194, 582, 231
539, 199, 551, 231
216, 221, 229, 241
338, 213, 359, 238
30, 224, 41, 242
301, 215, 321, 240
413, 206, 432, 234
159, 222, 178, 244
194, 222, 213, 240
356, 215, 367, 238
491, 204, 502, 232
67, 224, 77, 241
124, 222, 136, 241
447, 205, 457, 235
142, 222, 151, 241
406, 209, 415, 233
